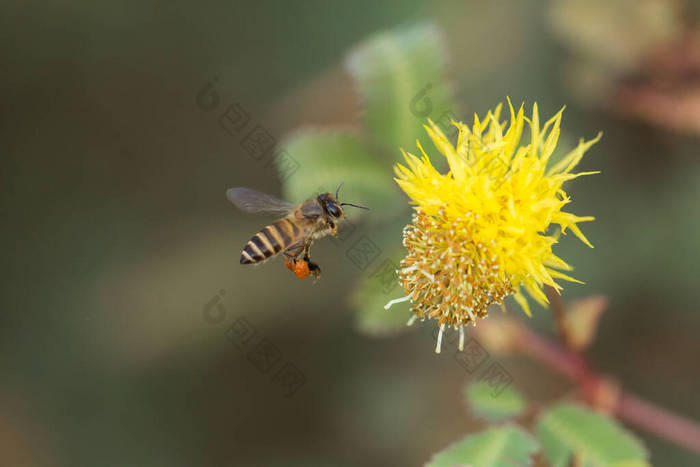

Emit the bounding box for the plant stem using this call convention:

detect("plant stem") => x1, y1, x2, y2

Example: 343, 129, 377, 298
618, 393, 700, 455
513, 322, 700, 456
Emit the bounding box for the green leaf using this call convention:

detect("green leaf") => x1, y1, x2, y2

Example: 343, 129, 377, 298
345, 22, 456, 157
351, 245, 410, 337
536, 403, 649, 467
427, 424, 539, 467
276, 129, 401, 212
464, 381, 527, 422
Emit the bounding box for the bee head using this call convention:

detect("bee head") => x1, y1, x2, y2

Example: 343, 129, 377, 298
318, 182, 370, 219
318, 192, 345, 219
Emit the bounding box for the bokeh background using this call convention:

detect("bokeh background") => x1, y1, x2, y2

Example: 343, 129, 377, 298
3, 0, 700, 465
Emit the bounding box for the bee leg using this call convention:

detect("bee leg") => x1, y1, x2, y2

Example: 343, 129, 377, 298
283, 250, 297, 271
284, 242, 306, 262
301, 244, 321, 281
283, 243, 314, 280
284, 256, 295, 272
306, 260, 321, 281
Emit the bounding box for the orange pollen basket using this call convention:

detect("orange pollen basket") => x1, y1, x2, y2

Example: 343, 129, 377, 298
285, 257, 311, 280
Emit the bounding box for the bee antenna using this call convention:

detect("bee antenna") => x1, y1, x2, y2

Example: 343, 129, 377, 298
340, 202, 370, 211
335, 181, 344, 200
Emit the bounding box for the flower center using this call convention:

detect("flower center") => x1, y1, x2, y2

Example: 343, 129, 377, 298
399, 209, 515, 329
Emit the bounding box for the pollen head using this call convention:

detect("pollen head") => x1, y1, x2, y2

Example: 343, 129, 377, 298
392, 101, 600, 320
399, 210, 514, 328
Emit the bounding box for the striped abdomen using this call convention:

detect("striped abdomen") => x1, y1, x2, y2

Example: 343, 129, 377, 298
240, 218, 301, 264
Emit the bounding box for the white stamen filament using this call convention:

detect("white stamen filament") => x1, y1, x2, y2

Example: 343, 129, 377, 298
406, 315, 418, 326
419, 269, 435, 281
458, 326, 465, 351
435, 323, 446, 354
384, 294, 411, 310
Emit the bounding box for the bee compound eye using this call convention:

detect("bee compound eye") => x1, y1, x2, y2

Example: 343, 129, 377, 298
327, 203, 342, 218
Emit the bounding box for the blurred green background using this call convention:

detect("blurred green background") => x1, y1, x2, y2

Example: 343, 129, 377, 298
2, 0, 700, 465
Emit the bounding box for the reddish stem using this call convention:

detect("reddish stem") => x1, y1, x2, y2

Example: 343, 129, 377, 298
513, 323, 700, 456
516, 324, 590, 382
618, 393, 700, 455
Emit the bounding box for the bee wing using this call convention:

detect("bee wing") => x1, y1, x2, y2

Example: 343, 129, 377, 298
226, 187, 296, 215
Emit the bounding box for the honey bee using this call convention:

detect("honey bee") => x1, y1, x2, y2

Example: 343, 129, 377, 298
226, 183, 369, 280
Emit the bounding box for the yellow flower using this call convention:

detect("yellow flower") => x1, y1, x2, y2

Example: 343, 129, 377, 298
384, 100, 601, 353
